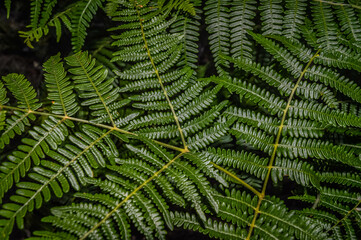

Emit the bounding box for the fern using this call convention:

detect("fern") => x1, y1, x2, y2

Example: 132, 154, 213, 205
1, 0, 361, 239
71, 0, 104, 52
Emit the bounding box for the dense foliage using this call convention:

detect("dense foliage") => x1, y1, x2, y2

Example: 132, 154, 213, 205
1, 0, 361, 239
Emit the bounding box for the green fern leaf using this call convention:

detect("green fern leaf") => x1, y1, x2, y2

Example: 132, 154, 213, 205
2, 73, 42, 111
229, 0, 256, 59
259, 0, 283, 35
283, 0, 307, 39
30, 0, 44, 28
205, 0, 230, 76
71, 0, 104, 52
43, 53, 80, 116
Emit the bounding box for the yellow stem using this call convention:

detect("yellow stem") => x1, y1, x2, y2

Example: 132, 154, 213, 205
327, 200, 361, 233
0, 129, 113, 239
0, 104, 186, 152
246, 49, 321, 240
135, 3, 188, 151
79, 152, 185, 240
211, 162, 262, 198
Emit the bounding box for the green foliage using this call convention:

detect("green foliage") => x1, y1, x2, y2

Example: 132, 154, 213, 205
1, 0, 361, 239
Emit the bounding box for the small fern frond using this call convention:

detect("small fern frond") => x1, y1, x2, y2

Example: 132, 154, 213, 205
229, 0, 256, 60
282, 0, 307, 39
170, 1, 201, 69
2, 73, 42, 111
0, 74, 42, 149
0, 126, 115, 239
320, 172, 361, 189
226, 56, 328, 102
207, 76, 285, 116
311, 1, 339, 49
0, 116, 69, 203
4, 0, 11, 18
71, 0, 104, 52
225, 107, 325, 138
0, 81, 8, 105
205, 0, 231, 75
259, 0, 283, 35
65, 51, 119, 125
30, 0, 44, 29
43, 53, 80, 116
171, 211, 246, 240
39, 0, 58, 27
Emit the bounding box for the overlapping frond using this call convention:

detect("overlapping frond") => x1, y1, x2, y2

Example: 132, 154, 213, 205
205, 0, 230, 75
1, 0, 361, 239
66, 51, 120, 125
70, 0, 104, 52
43, 53, 80, 116
0, 125, 117, 239
259, 0, 283, 35
0, 74, 42, 149
229, 0, 256, 60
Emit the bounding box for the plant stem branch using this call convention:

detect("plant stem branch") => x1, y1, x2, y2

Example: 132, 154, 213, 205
246, 49, 321, 240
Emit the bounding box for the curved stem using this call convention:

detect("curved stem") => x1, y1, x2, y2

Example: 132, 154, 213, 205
246, 49, 321, 240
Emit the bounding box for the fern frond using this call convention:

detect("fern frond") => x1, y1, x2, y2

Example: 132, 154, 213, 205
171, 211, 246, 240
71, 0, 104, 52
205, 0, 231, 75
259, 0, 283, 35
0, 81, 8, 132
104, 175, 167, 239
65, 51, 119, 125
283, 0, 307, 39
4, 0, 11, 18
0, 81, 8, 105
124, 144, 185, 206
187, 121, 230, 151
127, 138, 210, 221
18, 6, 72, 48
272, 158, 320, 188
43, 53, 80, 116
320, 172, 361, 189
137, 101, 227, 139
207, 76, 286, 116
289, 99, 361, 128
0, 127, 114, 239
0, 111, 5, 132
0, 111, 36, 149
39, 0, 58, 27
278, 137, 359, 166
30, 0, 44, 29
2, 73, 42, 111
170, 0, 201, 68
305, 65, 361, 104
311, 1, 339, 49
258, 197, 327, 239
250, 32, 304, 77
229, 0, 256, 60
320, 187, 361, 204
107, 163, 174, 230
269, 35, 361, 72
226, 56, 328, 102
0, 116, 68, 203
0, 74, 42, 149
225, 107, 325, 138
204, 147, 268, 180
230, 123, 275, 154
